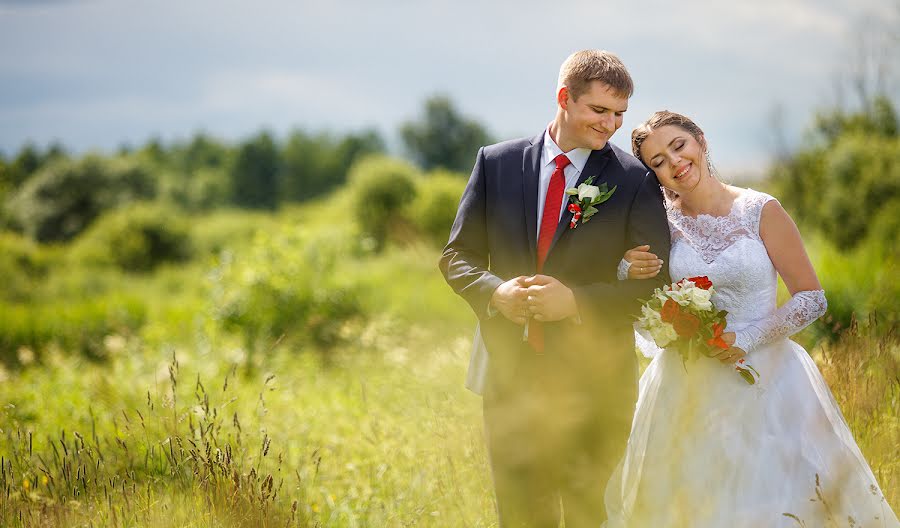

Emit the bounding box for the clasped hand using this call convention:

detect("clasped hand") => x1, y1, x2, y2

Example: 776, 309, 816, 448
709, 331, 746, 364
490, 275, 578, 325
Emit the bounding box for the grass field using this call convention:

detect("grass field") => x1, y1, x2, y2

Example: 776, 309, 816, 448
1, 200, 897, 527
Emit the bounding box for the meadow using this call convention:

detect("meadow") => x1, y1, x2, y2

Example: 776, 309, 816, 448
0, 186, 897, 527
1, 96, 898, 526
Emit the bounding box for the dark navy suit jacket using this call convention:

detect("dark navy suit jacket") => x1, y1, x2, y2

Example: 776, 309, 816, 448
440, 132, 671, 392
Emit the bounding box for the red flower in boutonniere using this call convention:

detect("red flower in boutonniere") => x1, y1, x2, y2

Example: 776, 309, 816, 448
567, 203, 582, 229
564, 175, 616, 229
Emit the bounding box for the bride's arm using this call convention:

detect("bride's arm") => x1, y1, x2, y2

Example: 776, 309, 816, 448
732, 200, 827, 353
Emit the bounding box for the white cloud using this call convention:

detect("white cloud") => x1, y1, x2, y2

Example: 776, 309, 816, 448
0, 0, 896, 169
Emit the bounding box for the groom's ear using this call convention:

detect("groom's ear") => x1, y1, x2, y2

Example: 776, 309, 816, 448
557, 86, 570, 110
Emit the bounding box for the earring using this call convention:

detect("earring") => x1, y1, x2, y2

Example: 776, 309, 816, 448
705, 151, 717, 180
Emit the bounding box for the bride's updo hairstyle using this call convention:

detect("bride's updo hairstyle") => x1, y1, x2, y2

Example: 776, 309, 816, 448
631, 111, 717, 200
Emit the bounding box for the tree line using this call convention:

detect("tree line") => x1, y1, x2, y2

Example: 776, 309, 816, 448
0, 96, 491, 243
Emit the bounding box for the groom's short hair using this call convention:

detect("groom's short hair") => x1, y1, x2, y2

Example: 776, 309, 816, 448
558, 50, 634, 100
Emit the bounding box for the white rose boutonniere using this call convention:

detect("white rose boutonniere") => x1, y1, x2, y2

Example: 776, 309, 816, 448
564, 175, 616, 229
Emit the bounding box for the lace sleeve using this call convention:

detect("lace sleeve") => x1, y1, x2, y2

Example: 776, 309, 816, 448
734, 290, 827, 353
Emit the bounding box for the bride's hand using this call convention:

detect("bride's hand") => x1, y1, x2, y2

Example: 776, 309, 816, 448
711, 332, 746, 364
624, 245, 663, 280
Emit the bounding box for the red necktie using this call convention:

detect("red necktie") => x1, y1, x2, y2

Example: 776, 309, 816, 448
528, 153, 570, 353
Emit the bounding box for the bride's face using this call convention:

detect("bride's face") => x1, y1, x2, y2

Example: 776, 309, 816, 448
639, 125, 706, 193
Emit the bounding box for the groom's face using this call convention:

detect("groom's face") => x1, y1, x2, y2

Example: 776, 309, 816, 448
562, 81, 628, 150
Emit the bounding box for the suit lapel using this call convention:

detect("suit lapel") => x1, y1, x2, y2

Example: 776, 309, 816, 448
522, 133, 543, 266
548, 144, 613, 254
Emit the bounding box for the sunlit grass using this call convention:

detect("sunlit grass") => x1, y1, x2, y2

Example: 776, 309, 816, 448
0, 319, 494, 527
1, 194, 897, 526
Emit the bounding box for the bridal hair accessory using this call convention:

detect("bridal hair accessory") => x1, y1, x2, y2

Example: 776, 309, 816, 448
637, 276, 760, 384
564, 175, 617, 229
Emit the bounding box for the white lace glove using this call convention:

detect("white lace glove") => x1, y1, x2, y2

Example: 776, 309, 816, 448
734, 289, 827, 353
617, 258, 631, 281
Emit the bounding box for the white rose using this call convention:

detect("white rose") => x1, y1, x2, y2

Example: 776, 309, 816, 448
577, 183, 601, 201
649, 322, 678, 347
638, 304, 662, 328
690, 287, 713, 311
654, 289, 671, 305
669, 284, 694, 306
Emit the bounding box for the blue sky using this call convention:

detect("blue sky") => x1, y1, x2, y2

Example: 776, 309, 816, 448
1, 0, 897, 178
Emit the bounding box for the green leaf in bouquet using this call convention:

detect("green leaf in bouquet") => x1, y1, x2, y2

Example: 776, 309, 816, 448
738, 368, 756, 385
565, 189, 579, 196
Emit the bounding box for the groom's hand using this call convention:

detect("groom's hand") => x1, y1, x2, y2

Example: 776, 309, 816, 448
521, 275, 579, 322
490, 276, 530, 325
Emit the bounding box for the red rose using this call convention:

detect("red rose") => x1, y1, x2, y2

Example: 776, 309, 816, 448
660, 299, 680, 323
673, 312, 701, 338
706, 322, 729, 350
688, 276, 713, 290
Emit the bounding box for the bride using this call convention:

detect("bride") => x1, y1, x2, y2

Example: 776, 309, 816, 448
605, 111, 899, 527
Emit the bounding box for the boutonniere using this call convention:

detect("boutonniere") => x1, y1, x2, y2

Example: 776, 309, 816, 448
564, 175, 617, 229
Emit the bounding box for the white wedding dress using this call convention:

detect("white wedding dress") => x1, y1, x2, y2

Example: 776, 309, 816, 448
605, 188, 899, 527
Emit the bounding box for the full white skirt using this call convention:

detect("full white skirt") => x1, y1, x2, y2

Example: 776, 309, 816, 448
604, 338, 899, 528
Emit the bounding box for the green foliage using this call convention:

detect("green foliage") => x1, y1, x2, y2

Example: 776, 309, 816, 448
0, 294, 146, 363
229, 131, 280, 210
805, 234, 900, 336
410, 169, 466, 247
348, 155, 419, 251
280, 129, 385, 202
154, 133, 233, 211
0, 232, 60, 302
5, 155, 156, 242
0, 142, 69, 192
400, 95, 492, 172
158, 167, 232, 211
69, 203, 192, 272
771, 96, 899, 251
211, 226, 364, 354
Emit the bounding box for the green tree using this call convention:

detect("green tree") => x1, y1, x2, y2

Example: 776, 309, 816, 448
771, 95, 899, 250
230, 131, 280, 209
176, 132, 230, 173
158, 133, 232, 211
348, 155, 419, 251
400, 96, 492, 172
280, 128, 384, 202
6, 155, 157, 242
4, 142, 43, 189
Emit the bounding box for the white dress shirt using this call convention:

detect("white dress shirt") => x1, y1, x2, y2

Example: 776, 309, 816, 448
536, 127, 591, 242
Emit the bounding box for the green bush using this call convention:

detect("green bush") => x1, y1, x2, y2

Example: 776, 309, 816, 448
70, 203, 192, 272
5, 155, 156, 242
158, 167, 231, 211
348, 155, 419, 251
0, 232, 60, 302
0, 294, 147, 363
411, 169, 466, 247
211, 225, 363, 357
805, 234, 899, 337
772, 97, 899, 251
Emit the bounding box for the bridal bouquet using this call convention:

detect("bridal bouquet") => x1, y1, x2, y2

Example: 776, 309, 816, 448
637, 276, 760, 385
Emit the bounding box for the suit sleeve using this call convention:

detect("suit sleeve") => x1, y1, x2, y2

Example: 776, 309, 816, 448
570, 170, 672, 323
439, 147, 505, 319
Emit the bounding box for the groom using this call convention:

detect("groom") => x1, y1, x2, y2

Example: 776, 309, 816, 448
439, 50, 671, 527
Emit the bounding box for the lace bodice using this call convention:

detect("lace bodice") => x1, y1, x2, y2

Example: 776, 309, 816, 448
666, 188, 826, 352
